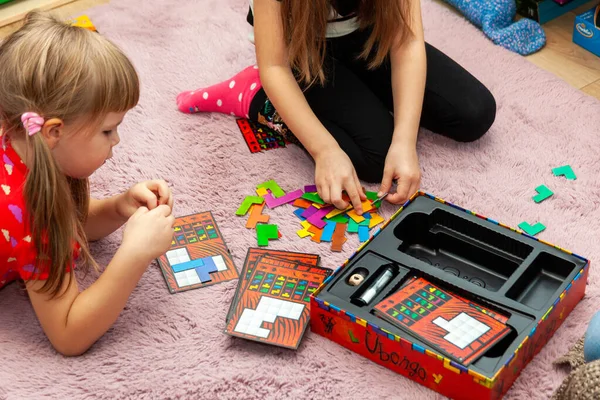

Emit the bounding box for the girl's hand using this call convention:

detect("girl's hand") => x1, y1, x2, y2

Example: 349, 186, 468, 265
121, 205, 175, 263
315, 147, 366, 214
117, 180, 174, 219
378, 143, 421, 204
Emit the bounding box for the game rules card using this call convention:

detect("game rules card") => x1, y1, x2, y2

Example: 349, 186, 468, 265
225, 257, 331, 349
374, 277, 511, 365
156, 212, 238, 294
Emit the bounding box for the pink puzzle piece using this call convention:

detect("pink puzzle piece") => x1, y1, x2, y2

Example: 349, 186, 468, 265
264, 189, 304, 208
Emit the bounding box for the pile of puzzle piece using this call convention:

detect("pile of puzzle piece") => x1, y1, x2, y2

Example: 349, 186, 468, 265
235, 180, 386, 252
518, 164, 576, 236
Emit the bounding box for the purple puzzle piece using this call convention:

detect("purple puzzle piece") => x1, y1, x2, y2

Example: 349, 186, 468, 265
304, 184, 317, 193
264, 189, 303, 208
300, 205, 319, 219
306, 206, 334, 229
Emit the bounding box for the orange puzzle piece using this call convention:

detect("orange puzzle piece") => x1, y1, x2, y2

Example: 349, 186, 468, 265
331, 223, 347, 252
245, 203, 270, 229
308, 225, 324, 243
347, 209, 365, 223
293, 198, 313, 208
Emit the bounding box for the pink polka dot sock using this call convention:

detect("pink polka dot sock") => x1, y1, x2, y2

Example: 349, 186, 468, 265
176, 65, 262, 118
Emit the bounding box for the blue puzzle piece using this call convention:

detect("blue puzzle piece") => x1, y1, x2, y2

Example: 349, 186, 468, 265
293, 208, 306, 220
195, 257, 218, 283
358, 225, 370, 242
363, 212, 372, 220
171, 258, 204, 273
321, 221, 336, 242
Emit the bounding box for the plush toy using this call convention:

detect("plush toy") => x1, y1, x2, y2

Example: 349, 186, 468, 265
442, 0, 546, 55
584, 310, 600, 362
552, 311, 600, 399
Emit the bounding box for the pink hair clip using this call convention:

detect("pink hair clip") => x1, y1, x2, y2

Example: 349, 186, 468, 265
21, 112, 45, 136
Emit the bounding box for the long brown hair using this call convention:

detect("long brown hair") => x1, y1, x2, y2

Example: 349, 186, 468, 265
281, 0, 413, 87
0, 11, 139, 297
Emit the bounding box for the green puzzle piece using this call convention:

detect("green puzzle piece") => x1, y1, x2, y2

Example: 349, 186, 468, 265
256, 224, 279, 246
257, 179, 286, 198
552, 165, 577, 180
302, 192, 325, 205
235, 196, 264, 216
366, 191, 379, 201
327, 214, 349, 223
348, 219, 359, 233
365, 192, 385, 208
532, 185, 553, 203
518, 221, 546, 236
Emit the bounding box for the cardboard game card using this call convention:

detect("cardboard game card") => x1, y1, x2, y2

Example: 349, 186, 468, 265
225, 258, 331, 349
399, 276, 509, 325
156, 212, 238, 294
226, 251, 326, 322
236, 118, 287, 153
226, 248, 322, 322
374, 277, 511, 365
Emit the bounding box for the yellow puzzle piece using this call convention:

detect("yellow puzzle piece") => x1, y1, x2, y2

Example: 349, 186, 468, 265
68, 15, 97, 32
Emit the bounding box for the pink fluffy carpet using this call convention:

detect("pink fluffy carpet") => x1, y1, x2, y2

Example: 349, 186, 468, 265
1, 0, 599, 398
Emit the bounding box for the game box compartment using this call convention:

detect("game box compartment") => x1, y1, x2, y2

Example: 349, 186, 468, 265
310, 192, 589, 400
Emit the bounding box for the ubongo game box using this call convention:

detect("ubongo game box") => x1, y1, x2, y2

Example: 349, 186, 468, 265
310, 192, 589, 400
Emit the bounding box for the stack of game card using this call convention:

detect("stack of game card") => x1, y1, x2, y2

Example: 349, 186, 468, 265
225, 248, 331, 349
374, 277, 511, 365
156, 212, 239, 294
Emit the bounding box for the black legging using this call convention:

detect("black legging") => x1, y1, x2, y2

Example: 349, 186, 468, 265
249, 28, 496, 183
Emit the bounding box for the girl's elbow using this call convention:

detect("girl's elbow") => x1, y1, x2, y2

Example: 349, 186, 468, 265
51, 336, 91, 357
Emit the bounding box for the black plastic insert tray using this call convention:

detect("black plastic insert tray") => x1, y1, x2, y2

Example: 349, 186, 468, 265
317, 195, 586, 376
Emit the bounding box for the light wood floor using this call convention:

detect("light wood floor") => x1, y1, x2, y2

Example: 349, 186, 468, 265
1, 0, 600, 100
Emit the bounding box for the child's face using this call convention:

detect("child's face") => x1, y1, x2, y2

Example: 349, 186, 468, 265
52, 111, 127, 179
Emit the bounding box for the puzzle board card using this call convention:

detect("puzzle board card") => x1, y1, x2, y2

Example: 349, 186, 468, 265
374, 277, 511, 365
156, 212, 238, 294
226, 248, 321, 321
225, 257, 331, 349
236, 118, 287, 153
226, 252, 326, 322
399, 276, 510, 325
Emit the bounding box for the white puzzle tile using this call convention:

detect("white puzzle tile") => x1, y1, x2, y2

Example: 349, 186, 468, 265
174, 269, 201, 287
167, 248, 191, 266
212, 255, 227, 272
433, 313, 490, 349
234, 297, 305, 339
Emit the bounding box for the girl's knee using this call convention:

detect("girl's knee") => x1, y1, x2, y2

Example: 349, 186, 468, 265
456, 89, 496, 142
465, 89, 496, 142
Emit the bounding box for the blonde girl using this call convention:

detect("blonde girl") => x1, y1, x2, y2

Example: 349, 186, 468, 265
0, 12, 175, 355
